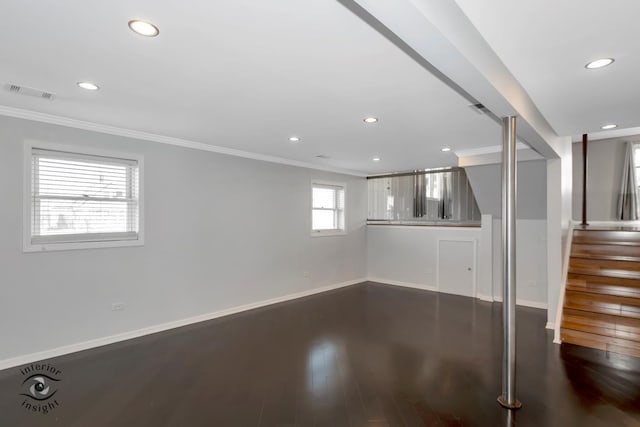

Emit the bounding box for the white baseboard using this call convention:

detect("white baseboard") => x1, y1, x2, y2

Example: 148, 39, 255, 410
367, 277, 437, 292
490, 296, 548, 310
0, 278, 366, 372
545, 322, 555, 330
370, 280, 548, 309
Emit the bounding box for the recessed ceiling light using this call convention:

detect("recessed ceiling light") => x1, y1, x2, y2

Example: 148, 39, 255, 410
288, 136, 300, 143
585, 58, 614, 69
363, 117, 378, 124
441, 147, 451, 152
77, 82, 99, 91
128, 20, 160, 37
601, 124, 617, 130
372, 157, 381, 162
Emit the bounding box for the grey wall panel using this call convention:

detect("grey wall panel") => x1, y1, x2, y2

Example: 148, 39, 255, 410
0, 115, 367, 361
571, 136, 631, 221
465, 159, 547, 219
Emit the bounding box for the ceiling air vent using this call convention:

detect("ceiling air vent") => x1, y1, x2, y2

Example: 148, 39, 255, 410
315, 155, 331, 159
468, 103, 488, 114
5, 84, 56, 100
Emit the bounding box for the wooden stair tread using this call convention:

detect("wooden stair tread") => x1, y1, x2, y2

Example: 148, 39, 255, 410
561, 309, 640, 342
567, 267, 640, 280
567, 276, 640, 298
562, 227, 640, 356
573, 229, 640, 246
560, 328, 640, 358
570, 243, 640, 262
564, 290, 640, 318
567, 273, 640, 288
569, 257, 640, 272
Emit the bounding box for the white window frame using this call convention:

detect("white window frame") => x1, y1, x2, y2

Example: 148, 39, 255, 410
311, 180, 346, 237
23, 140, 145, 252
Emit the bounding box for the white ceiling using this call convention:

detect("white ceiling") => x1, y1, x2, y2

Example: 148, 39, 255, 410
0, 0, 503, 175
2, 1, 638, 175
454, 0, 640, 139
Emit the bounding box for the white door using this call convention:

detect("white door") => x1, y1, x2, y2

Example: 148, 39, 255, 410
438, 240, 475, 297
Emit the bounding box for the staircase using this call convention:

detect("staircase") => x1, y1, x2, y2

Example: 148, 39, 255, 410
560, 227, 640, 357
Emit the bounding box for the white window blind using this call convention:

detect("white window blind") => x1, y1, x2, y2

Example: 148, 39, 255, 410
312, 183, 345, 233
30, 148, 140, 245
635, 145, 640, 193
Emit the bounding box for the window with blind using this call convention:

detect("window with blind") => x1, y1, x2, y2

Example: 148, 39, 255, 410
311, 182, 345, 235
635, 145, 640, 194
25, 143, 143, 251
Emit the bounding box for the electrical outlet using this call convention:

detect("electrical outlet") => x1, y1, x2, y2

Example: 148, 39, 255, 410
111, 302, 125, 311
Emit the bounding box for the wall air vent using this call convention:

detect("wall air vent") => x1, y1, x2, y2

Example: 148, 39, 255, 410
5, 84, 55, 100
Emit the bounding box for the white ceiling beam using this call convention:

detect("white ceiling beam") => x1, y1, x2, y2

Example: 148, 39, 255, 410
338, 0, 563, 158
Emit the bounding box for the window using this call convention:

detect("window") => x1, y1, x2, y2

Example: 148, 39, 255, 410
311, 182, 345, 235
24, 142, 143, 251
635, 144, 640, 193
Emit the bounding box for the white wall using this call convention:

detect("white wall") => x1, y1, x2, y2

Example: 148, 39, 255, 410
365, 220, 547, 308
490, 219, 547, 306
367, 225, 481, 290
547, 137, 573, 330
0, 116, 367, 362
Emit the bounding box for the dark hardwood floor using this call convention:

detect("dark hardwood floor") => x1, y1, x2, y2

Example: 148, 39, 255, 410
1, 282, 639, 426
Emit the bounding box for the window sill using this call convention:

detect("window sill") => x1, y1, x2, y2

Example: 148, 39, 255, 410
310, 230, 347, 238
24, 238, 144, 253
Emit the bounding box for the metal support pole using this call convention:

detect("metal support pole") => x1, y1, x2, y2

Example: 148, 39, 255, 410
497, 116, 522, 410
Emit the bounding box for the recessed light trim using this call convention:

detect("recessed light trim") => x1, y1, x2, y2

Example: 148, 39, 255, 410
128, 20, 160, 37
363, 117, 378, 124
77, 82, 99, 91
585, 58, 614, 69
372, 157, 381, 162
600, 124, 617, 130
441, 147, 451, 152
288, 136, 300, 143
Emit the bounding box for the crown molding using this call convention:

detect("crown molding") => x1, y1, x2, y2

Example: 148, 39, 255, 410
0, 105, 367, 177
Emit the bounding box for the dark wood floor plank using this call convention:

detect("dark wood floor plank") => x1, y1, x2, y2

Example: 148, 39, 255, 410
1, 282, 639, 426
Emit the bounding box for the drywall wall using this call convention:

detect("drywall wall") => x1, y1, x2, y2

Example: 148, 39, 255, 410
367, 225, 482, 291
572, 136, 632, 221
548, 137, 573, 332
490, 219, 547, 306
0, 115, 367, 362
366, 219, 547, 307
465, 159, 547, 219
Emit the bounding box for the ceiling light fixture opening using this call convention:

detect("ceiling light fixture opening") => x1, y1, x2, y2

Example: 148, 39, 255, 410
585, 58, 614, 69
288, 136, 300, 143
441, 147, 451, 152
372, 157, 381, 162
363, 117, 378, 124
600, 124, 617, 130
77, 82, 99, 91
128, 20, 160, 37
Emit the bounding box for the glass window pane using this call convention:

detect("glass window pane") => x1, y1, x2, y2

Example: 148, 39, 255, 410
313, 187, 336, 209
312, 209, 336, 230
